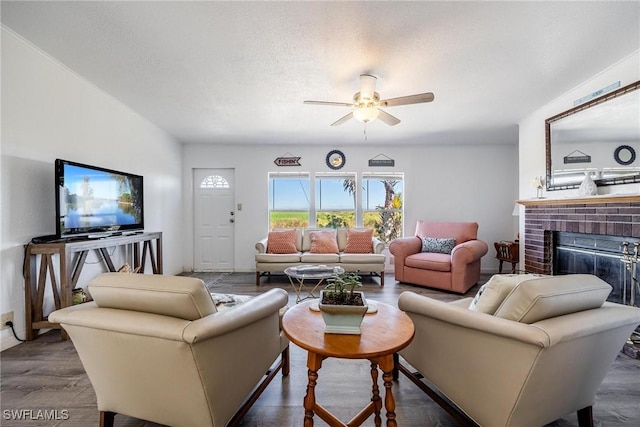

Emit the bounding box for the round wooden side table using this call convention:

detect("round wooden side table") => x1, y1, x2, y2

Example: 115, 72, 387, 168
282, 300, 415, 427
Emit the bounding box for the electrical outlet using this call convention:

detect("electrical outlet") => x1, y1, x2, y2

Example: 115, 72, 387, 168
1, 311, 14, 330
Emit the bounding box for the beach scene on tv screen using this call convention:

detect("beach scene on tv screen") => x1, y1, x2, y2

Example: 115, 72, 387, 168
59, 164, 142, 231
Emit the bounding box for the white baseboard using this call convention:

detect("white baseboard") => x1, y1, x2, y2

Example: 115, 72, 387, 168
1, 330, 22, 352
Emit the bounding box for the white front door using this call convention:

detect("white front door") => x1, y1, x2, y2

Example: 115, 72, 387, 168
193, 169, 235, 271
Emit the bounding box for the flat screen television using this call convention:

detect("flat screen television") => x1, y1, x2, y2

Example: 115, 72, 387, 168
55, 159, 144, 239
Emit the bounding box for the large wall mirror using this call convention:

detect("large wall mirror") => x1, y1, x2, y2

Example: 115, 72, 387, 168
545, 80, 640, 190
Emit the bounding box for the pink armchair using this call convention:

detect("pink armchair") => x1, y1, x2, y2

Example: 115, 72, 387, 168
389, 221, 488, 293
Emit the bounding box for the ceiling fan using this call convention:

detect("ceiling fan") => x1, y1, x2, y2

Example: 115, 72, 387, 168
304, 74, 434, 126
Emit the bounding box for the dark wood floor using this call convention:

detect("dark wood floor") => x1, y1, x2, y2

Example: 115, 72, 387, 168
1, 273, 638, 426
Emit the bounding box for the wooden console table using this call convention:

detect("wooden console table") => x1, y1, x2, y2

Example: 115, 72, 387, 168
24, 232, 162, 340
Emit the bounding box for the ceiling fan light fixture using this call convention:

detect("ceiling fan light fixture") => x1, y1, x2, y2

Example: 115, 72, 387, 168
353, 106, 380, 123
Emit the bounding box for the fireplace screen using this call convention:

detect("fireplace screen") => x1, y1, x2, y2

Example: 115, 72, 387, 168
554, 232, 639, 307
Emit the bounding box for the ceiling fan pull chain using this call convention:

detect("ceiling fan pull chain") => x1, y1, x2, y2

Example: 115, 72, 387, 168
364, 123, 368, 142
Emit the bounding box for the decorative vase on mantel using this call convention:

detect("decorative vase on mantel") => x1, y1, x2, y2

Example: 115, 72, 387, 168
578, 172, 597, 197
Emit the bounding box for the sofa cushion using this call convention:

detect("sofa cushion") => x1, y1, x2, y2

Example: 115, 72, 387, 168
421, 237, 456, 254
340, 253, 386, 264
310, 230, 339, 253
469, 274, 546, 314
255, 253, 301, 263
405, 252, 451, 272
344, 229, 374, 253
493, 274, 612, 323
89, 273, 217, 320
267, 229, 298, 254
301, 252, 340, 263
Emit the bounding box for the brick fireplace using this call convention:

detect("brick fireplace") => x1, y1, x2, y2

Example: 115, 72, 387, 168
519, 195, 640, 275
519, 194, 640, 358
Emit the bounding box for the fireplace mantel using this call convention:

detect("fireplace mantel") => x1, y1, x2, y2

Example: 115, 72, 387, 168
518, 194, 640, 207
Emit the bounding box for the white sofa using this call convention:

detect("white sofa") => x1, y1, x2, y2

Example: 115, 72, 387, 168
255, 228, 386, 286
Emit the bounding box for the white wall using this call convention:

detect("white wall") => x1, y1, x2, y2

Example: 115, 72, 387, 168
517, 51, 640, 263
183, 143, 519, 274
1, 29, 184, 350
519, 51, 640, 201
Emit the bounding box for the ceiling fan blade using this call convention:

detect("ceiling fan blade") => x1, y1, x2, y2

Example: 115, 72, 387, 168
380, 92, 435, 107
304, 100, 353, 107
359, 74, 377, 99
377, 109, 401, 126
330, 112, 354, 126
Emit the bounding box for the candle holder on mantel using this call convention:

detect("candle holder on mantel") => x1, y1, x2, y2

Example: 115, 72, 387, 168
531, 176, 544, 199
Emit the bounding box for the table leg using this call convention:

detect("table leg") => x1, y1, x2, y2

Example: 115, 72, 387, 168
287, 276, 304, 303
370, 361, 382, 427
304, 352, 324, 427
376, 355, 397, 427
288, 276, 323, 303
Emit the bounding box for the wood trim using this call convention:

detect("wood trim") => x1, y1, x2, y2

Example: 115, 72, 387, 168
517, 194, 640, 206
99, 411, 115, 427
397, 363, 479, 427
577, 406, 594, 427
227, 348, 289, 426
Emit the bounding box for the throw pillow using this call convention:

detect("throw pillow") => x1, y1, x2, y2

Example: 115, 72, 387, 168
310, 230, 339, 254
267, 229, 298, 254
421, 237, 456, 254
468, 274, 546, 314
344, 229, 373, 253
493, 274, 611, 323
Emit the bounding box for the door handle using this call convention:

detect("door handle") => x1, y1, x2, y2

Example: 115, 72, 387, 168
229, 218, 235, 223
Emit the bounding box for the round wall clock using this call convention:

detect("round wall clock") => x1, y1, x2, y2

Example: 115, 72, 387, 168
326, 150, 346, 170
613, 145, 636, 166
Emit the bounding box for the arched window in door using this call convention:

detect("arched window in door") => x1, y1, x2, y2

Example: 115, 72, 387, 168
200, 175, 230, 189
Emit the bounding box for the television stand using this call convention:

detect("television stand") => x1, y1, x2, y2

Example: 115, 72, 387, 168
24, 231, 162, 341
87, 233, 116, 239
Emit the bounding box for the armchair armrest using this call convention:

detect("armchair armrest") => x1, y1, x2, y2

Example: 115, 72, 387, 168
398, 291, 549, 346
389, 236, 422, 258
389, 237, 422, 281
183, 288, 288, 343
451, 239, 488, 266
255, 237, 268, 253
372, 237, 385, 254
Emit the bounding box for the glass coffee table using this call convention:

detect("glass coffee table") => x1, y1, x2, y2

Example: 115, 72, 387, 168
284, 265, 344, 304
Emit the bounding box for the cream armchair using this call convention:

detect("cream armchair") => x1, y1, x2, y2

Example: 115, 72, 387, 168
397, 274, 640, 427
48, 273, 289, 427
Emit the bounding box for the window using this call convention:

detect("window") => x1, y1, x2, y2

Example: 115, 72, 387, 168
315, 173, 356, 228
269, 173, 310, 229
267, 172, 403, 240
362, 173, 403, 243
200, 175, 229, 189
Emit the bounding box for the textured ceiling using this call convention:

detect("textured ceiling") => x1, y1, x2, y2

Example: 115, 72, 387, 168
2, 1, 639, 146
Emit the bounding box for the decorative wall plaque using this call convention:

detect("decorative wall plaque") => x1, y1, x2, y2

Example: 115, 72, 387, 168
368, 153, 395, 167
274, 153, 301, 166
563, 150, 591, 164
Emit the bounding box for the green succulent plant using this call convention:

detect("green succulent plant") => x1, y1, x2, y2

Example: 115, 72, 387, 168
324, 271, 363, 305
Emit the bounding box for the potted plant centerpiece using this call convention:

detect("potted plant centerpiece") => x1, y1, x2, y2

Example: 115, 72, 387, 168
319, 271, 368, 334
